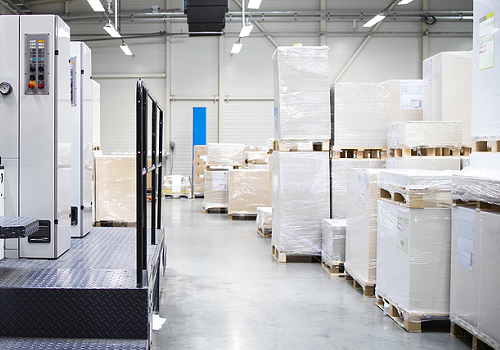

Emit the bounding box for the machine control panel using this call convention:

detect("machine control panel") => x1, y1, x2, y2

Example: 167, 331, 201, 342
25, 34, 49, 95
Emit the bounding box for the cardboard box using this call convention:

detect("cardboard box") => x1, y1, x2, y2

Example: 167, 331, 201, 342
193, 145, 207, 194
228, 169, 271, 215
207, 143, 245, 166
203, 170, 228, 209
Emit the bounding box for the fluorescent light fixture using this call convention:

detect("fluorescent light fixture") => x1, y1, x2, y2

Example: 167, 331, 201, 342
398, 0, 414, 4
231, 42, 243, 54
363, 13, 386, 27
239, 24, 254, 37
103, 23, 121, 38
247, 0, 262, 9
120, 43, 133, 56
86, 0, 105, 12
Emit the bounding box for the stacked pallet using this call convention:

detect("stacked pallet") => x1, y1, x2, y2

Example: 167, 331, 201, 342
271, 45, 331, 263
256, 207, 272, 237
192, 145, 207, 198
376, 169, 453, 332
227, 169, 271, 220
163, 175, 191, 199
321, 219, 346, 275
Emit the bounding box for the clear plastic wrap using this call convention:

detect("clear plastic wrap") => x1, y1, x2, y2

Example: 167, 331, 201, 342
452, 168, 500, 205
470, 152, 500, 169
163, 175, 191, 195
345, 168, 380, 287
203, 170, 228, 210
386, 157, 461, 171
94, 155, 136, 222
378, 169, 454, 208
388, 121, 463, 149
207, 143, 245, 166
333, 82, 390, 148
423, 51, 472, 145
331, 159, 385, 219
460, 156, 470, 170
321, 218, 346, 267
227, 169, 271, 215
257, 206, 272, 232
193, 145, 207, 195
386, 79, 423, 122
273, 46, 331, 140
245, 151, 268, 164
376, 200, 452, 321
271, 152, 330, 255
256, 146, 268, 152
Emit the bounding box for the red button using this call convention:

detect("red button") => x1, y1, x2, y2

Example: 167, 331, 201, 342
38, 83, 44, 89
28, 82, 35, 89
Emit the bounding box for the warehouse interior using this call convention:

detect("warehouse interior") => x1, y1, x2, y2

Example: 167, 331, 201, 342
2, 0, 499, 349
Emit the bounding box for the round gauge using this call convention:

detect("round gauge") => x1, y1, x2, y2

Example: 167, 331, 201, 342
0, 82, 12, 96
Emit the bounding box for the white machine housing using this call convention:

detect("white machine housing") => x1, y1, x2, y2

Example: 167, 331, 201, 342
0, 165, 4, 260
0, 15, 71, 259
70, 41, 93, 238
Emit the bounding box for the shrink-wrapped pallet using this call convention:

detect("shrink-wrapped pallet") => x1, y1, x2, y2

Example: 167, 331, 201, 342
273, 46, 331, 140
386, 157, 461, 171
257, 206, 272, 233
163, 175, 191, 195
345, 168, 380, 287
228, 170, 271, 215
388, 121, 463, 150
272, 152, 330, 255
321, 219, 346, 267
193, 145, 207, 195
333, 82, 390, 148
376, 200, 452, 318
95, 155, 136, 222
207, 143, 245, 166
203, 170, 228, 210
423, 51, 472, 145
386, 79, 423, 122
331, 159, 385, 219
245, 151, 268, 165
452, 168, 500, 205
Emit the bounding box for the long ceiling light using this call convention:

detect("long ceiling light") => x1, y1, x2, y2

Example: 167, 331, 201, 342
398, 0, 415, 4
247, 0, 262, 9
239, 23, 254, 37
120, 43, 133, 56
86, 0, 105, 12
363, 13, 386, 27
103, 22, 121, 37
231, 40, 243, 54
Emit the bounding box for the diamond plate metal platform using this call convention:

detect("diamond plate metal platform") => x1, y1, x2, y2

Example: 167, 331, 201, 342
0, 217, 39, 239
0, 338, 148, 350
0, 227, 165, 343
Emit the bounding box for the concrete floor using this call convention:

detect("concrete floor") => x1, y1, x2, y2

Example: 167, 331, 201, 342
152, 198, 471, 350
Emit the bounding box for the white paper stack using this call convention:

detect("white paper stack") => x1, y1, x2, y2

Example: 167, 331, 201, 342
257, 207, 272, 233
345, 168, 381, 287
423, 51, 472, 145
331, 159, 386, 219
386, 79, 423, 122
272, 152, 330, 255
388, 121, 463, 150
203, 170, 228, 210
273, 46, 331, 140
386, 157, 460, 171
321, 218, 347, 267
227, 169, 271, 215
334, 82, 390, 148
207, 143, 245, 166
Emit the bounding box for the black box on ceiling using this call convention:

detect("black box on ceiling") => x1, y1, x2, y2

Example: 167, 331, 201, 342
185, 0, 229, 36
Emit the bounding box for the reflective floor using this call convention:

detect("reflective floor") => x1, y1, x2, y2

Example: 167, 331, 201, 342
152, 198, 471, 350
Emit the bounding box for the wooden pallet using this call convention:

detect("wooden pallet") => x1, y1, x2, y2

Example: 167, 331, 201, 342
94, 220, 136, 228
273, 140, 330, 152
321, 261, 344, 276
205, 165, 241, 171
192, 193, 204, 199
257, 227, 271, 238
379, 188, 452, 209
388, 146, 461, 158
164, 193, 191, 199
375, 294, 449, 333
271, 245, 320, 263
228, 213, 257, 221
462, 146, 472, 156
451, 322, 498, 350
473, 140, 500, 153
453, 200, 500, 213
331, 148, 386, 160
344, 271, 375, 298
203, 207, 228, 214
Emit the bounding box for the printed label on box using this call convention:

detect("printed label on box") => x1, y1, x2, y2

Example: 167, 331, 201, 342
457, 207, 475, 272
397, 209, 409, 253
479, 12, 495, 71
400, 80, 423, 110
212, 171, 227, 191
358, 172, 369, 208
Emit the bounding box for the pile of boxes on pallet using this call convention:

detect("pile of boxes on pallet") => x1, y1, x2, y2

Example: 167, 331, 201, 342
192, 145, 207, 198
271, 46, 330, 262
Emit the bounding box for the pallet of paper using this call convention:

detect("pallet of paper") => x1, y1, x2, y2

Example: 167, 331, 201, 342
272, 152, 330, 255
386, 157, 460, 171
321, 219, 346, 267
452, 168, 500, 205
207, 143, 245, 166
388, 121, 462, 150
227, 169, 271, 215
333, 82, 390, 148
257, 207, 272, 232
163, 175, 191, 195
273, 46, 331, 140
95, 155, 136, 222
193, 145, 207, 195
331, 159, 385, 219
203, 170, 228, 210
423, 51, 472, 145
345, 168, 380, 287
386, 79, 423, 122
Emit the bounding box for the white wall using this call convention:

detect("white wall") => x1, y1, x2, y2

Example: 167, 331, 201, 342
30, 0, 473, 176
